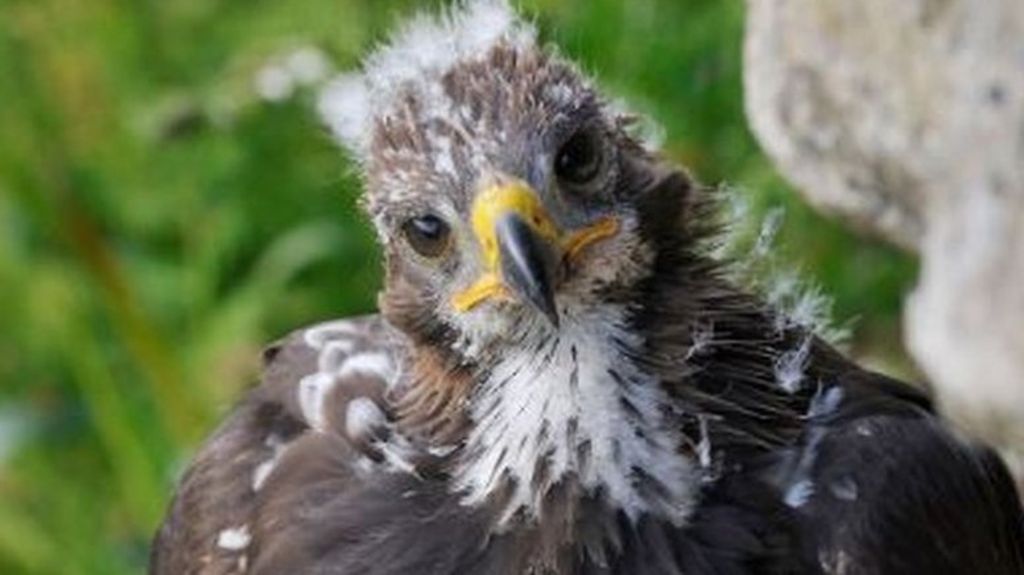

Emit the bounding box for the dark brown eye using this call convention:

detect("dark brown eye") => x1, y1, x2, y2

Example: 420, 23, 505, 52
402, 214, 451, 258
555, 126, 603, 186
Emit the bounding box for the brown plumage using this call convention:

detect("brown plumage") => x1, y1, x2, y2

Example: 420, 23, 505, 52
151, 2, 1024, 574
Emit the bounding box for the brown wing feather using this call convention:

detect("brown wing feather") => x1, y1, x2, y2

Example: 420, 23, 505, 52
150, 315, 404, 574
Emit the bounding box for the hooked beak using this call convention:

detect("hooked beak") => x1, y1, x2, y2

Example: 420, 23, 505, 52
451, 179, 619, 326
494, 211, 560, 326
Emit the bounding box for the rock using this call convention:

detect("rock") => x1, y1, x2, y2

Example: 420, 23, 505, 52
743, 0, 1024, 480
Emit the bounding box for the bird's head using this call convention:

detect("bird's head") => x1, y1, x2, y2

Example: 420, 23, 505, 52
318, 2, 709, 524
320, 0, 692, 360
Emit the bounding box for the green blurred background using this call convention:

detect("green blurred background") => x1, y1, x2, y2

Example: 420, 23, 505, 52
0, 0, 916, 572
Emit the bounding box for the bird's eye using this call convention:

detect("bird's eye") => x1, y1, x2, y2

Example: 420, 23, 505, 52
555, 126, 604, 186
402, 214, 452, 258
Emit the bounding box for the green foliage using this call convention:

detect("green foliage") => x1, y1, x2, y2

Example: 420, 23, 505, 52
0, 1, 915, 572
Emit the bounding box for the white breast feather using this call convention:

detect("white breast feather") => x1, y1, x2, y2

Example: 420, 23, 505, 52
454, 306, 699, 528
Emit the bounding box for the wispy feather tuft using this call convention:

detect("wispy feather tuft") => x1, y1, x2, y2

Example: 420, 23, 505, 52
318, 0, 534, 160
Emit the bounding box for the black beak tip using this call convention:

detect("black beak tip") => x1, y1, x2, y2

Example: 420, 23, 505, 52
495, 214, 561, 328
540, 298, 560, 328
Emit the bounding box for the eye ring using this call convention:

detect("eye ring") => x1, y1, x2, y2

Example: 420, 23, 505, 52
554, 125, 604, 187
401, 214, 452, 259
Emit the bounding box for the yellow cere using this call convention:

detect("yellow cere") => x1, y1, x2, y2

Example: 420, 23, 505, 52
470, 181, 561, 270
452, 180, 620, 313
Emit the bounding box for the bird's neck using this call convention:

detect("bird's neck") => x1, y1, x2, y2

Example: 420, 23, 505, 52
450, 304, 700, 529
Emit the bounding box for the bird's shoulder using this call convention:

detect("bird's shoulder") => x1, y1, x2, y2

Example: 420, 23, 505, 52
768, 368, 1024, 573
150, 314, 413, 575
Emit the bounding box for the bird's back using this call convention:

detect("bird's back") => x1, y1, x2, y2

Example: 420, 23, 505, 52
152, 314, 1024, 574
151, 316, 420, 574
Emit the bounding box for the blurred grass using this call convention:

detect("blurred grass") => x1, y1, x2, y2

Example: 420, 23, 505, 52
0, 0, 916, 573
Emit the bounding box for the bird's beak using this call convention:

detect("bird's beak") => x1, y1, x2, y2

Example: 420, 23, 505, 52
451, 180, 619, 326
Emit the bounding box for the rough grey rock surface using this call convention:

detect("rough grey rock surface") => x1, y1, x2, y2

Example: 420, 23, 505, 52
743, 0, 1024, 479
